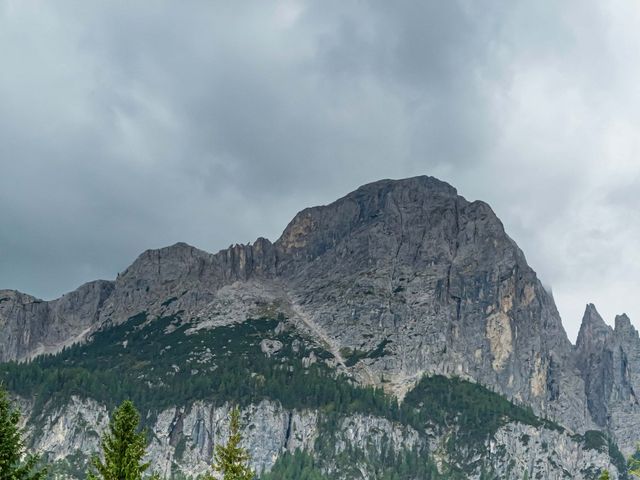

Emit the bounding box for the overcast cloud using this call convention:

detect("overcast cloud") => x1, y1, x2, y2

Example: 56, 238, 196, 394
1, 0, 639, 341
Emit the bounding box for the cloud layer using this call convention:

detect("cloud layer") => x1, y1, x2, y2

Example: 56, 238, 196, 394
1, 0, 639, 340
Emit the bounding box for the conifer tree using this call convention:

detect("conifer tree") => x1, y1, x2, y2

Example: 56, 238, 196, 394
599, 470, 610, 480
630, 443, 640, 478
0, 384, 46, 480
88, 400, 158, 480
209, 407, 254, 480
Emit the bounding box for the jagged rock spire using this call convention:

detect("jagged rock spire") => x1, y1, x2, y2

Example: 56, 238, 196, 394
576, 303, 612, 350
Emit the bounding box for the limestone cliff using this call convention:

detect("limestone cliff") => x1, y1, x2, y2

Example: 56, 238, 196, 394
1, 175, 637, 477
575, 304, 640, 453
0, 280, 114, 362
25, 397, 619, 480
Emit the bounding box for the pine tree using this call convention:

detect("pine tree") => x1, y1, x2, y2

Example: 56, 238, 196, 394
630, 443, 640, 478
0, 384, 46, 480
88, 400, 158, 480
599, 470, 610, 480
209, 407, 254, 480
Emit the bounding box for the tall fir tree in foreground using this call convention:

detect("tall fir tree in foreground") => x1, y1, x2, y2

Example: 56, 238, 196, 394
208, 407, 254, 480
88, 400, 158, 480
0, 384, 46, 480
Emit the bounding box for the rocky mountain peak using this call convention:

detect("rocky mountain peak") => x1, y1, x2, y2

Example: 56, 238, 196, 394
573, 305, 640, 438
117, 242, 213, 283
0, 289, 41, 305
576, 303, 612, 350
614, 313, 637, 338
0, 280, 115, 362
4, 174, 640, 460
574, 304, 614, 429
274, 176, 462, 267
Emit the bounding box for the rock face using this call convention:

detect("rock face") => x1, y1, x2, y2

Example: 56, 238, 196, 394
0, 280, 114, 362
26, 397, 618, 480
489, 422, 614, 479
271, 177, 589, 433
1, 175, 638, 474
575, 304, 640, 453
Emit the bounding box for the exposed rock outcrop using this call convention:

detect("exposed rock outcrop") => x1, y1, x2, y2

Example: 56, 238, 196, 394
0, 280, 114, 362
2, 175, 638, 471
575, 304, 640, 453
27, 397, 619, 480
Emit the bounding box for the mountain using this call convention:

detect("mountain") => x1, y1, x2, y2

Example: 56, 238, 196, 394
576, 305, 640, 455
0, 175, 636, 479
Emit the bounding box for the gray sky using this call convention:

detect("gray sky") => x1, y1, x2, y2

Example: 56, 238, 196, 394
1, 0, 638, 341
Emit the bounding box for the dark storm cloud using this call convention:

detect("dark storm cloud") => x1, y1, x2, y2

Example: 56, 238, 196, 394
1, 0, 639, 340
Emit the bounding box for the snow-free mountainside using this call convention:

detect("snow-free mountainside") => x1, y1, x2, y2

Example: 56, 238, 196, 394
1, 176, 638, 479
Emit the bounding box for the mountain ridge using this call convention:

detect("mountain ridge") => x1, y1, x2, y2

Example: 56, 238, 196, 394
1, 175, 639, 478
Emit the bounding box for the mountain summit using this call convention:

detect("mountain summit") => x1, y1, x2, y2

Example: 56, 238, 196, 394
1, 176, 637, 479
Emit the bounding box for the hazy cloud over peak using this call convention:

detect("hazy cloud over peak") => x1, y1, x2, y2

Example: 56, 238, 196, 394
1, 0, 639, 340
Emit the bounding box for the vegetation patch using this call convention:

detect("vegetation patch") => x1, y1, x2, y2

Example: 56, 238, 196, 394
261, 446, 442, 480
578, 430, 608, 452
0, 314, 623, 478
0, 313, 394, 425
402, 375, 555, 440
340, 339, 392, 367
161, 297, 178, 307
